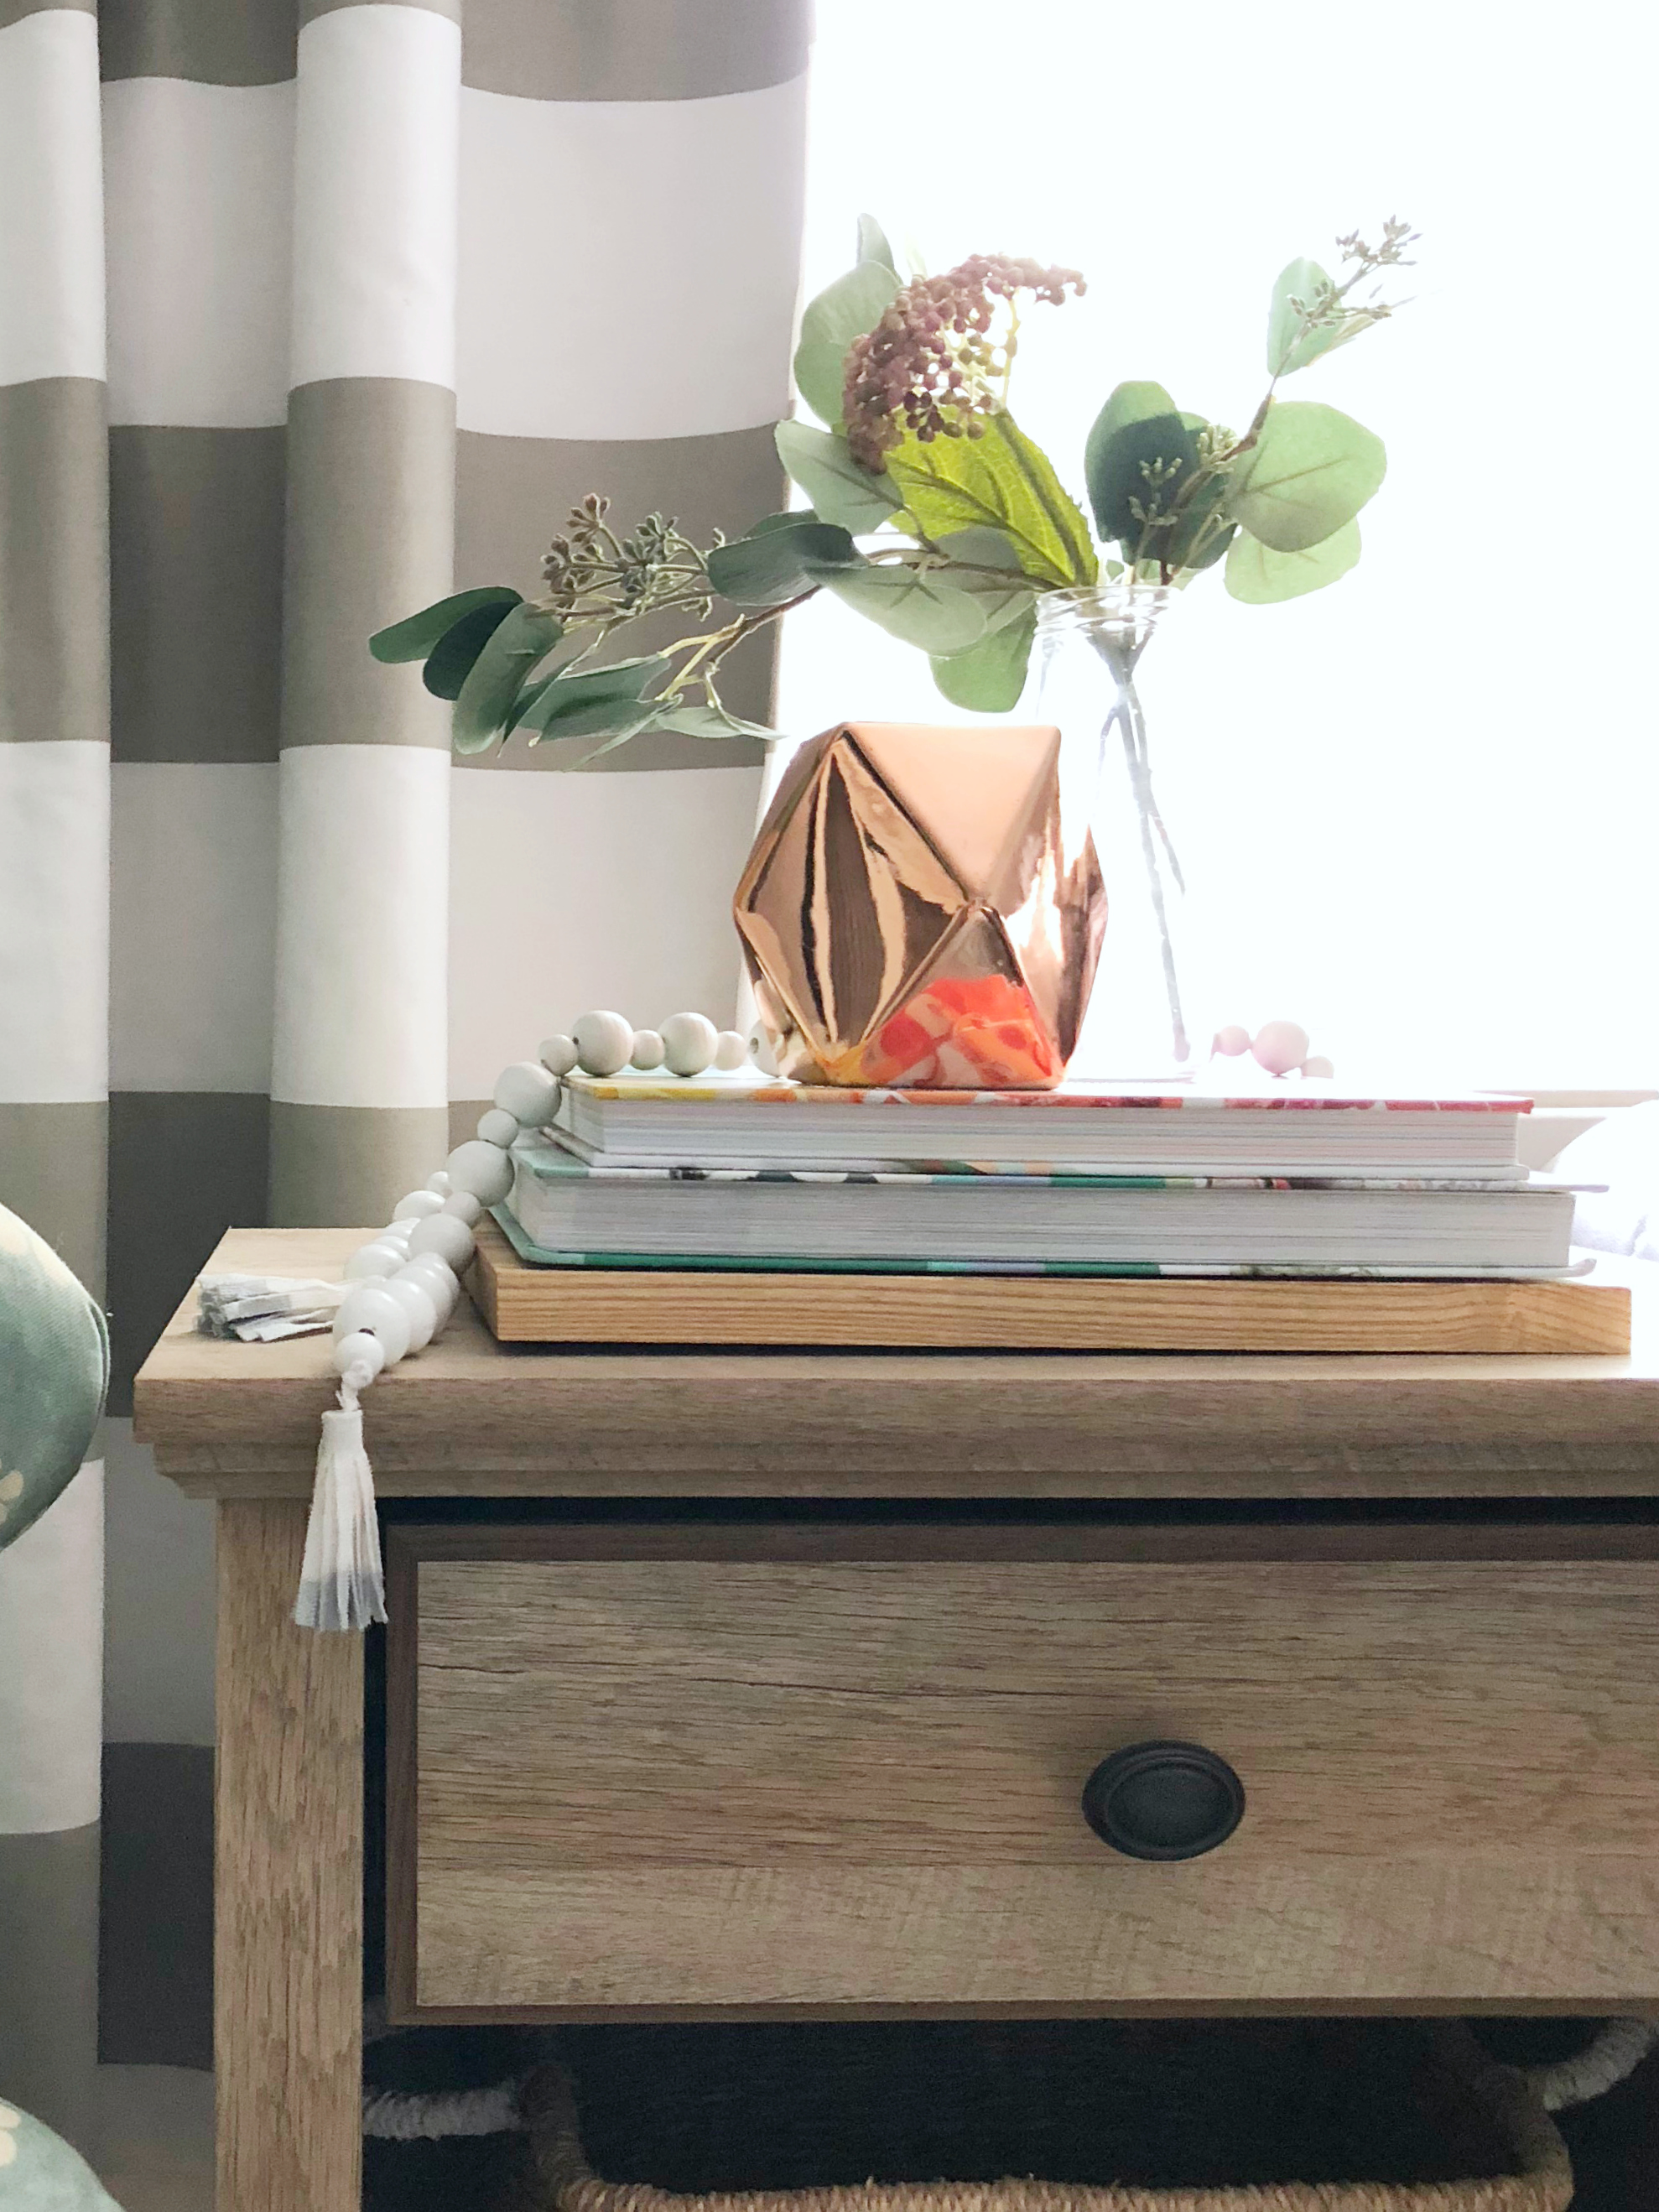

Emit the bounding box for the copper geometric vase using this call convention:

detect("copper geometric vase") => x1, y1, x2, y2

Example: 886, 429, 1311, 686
733, 721, 1106, 1089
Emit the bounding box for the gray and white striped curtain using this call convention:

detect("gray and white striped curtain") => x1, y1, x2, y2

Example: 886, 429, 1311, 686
0, 0, 809, 2152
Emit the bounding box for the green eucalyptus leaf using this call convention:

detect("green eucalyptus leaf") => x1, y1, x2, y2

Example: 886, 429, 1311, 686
774, 419, 901, 531
745, 507, 819, 533
517, 653, 671, 742
1083, 381, 1178, 517
421, 599, 518, 700
936, 528, 1039, 632
450, 602, 564, 754
370, 586, 521, 664
929, 604, 1037, 711
856, 212, 897, 272
936, 524, 1022, 570
567, 710, 673, 762
559, 684, 774, 760
1084, 383, 1193, 551
1084, 407, 1202, 552
705, 517, 859, 606
885, 413, 1096, 588
501, 638, 590, 736
1266, 257, 1351, 377
793, 260, 901, 426
826, 563, 987, 654
1225, 517, 1360, 603
647, 704, 776, 739
1227, 400, 1386, 552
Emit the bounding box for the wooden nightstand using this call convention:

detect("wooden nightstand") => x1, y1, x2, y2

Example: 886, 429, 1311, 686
135, 1229, 1659, 2212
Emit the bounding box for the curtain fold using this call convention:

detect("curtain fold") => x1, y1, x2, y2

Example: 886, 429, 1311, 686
0, 0, 810, 2155
0, 0, 109, 2153
269, 0, 460, 1224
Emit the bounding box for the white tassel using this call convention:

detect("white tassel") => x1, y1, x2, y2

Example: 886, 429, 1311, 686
294, 1357, 387, 1631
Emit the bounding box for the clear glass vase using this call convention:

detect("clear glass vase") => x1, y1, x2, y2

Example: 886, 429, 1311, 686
1035, 585, 1203, 1077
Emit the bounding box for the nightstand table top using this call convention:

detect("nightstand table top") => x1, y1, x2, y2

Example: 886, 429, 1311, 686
133, 1229, 1659, 1501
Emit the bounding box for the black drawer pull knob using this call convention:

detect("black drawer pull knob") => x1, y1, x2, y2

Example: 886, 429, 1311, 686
1081, 1741, 1245, 1861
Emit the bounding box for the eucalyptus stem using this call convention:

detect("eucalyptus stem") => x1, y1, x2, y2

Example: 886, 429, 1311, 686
658, 590, 817, 702
1117, 698, 1188, 1065
1092, 623, 1188, 1064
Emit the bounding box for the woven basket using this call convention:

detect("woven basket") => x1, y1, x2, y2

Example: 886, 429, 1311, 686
516, 2020, 1572, 2212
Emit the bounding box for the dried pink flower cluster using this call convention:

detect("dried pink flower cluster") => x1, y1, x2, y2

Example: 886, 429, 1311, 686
843, 255, 1085, 472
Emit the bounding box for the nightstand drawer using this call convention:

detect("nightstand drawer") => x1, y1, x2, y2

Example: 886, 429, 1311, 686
385, 1522, 1659, 2019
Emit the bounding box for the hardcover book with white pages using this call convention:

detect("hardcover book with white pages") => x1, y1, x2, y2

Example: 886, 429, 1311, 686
505, 1140, 1577, 1274
549, 1071, 1532, 1181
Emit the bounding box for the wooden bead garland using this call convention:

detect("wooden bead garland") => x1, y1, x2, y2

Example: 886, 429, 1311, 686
296, 1008, 759, 1631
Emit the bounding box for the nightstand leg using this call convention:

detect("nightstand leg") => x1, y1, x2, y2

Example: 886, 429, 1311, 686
216, 1500, 363, 2212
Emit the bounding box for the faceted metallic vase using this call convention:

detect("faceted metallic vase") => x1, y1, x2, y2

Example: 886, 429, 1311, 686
734, 722, 1106, 1090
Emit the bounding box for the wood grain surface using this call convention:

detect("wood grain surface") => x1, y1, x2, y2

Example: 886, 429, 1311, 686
388, 1522, 1659, 2016
413, 1860, 1659, 2018
471, 1218, 1631, 1353
134, 1230, 1659, 1501
216, 1502, 363, 2212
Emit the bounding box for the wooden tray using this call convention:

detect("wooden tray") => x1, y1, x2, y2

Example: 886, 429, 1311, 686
468, 1220, 1630, 1355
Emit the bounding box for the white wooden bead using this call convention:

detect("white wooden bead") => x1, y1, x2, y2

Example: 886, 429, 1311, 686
331, 1284, 412, 1365
1251, 1019, 1311, 1077
538, 1033, 578, 1077
345, 1240, 403, 1280
747, 1024, 782, 1077
408, 1211, 476, 1270
331, 1330, 387, 1383
392, 1189, 445, 1221
572, 1009, 634, 1076
630, 1028, 664, 1070
397, 1285, 455, 1339
395, 1255, 457, 1318
476, 1106, 520, 1148
713, 1028, 750, 1072
494, 1060, 561, 1126
424, 1170, 452, 1195
660, 1011, 718, 1077
441, 1189, 483, 1227
445, 1140, 514, 1205
378, 1273, 438, 1352
399, 1250, 458, 1294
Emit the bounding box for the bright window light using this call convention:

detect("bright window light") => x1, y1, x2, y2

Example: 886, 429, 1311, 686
776, 1, 1657, 1093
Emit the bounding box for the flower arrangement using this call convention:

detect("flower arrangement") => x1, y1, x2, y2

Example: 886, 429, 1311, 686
370, 216, 1413, 750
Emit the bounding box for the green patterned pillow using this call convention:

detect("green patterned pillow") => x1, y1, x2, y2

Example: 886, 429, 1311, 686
0, 1204, 108, 1555
0, 2099, 122, 2207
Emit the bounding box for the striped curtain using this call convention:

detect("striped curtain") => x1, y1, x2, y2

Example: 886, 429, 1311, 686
0, 0, 809, 2152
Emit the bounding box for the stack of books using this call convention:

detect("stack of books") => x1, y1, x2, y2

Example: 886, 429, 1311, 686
494, 1073, 1578, 1280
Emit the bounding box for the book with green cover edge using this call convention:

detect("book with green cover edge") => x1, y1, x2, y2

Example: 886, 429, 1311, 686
513, 1143, 1556, 1195
489, 1206, 1589, 1282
